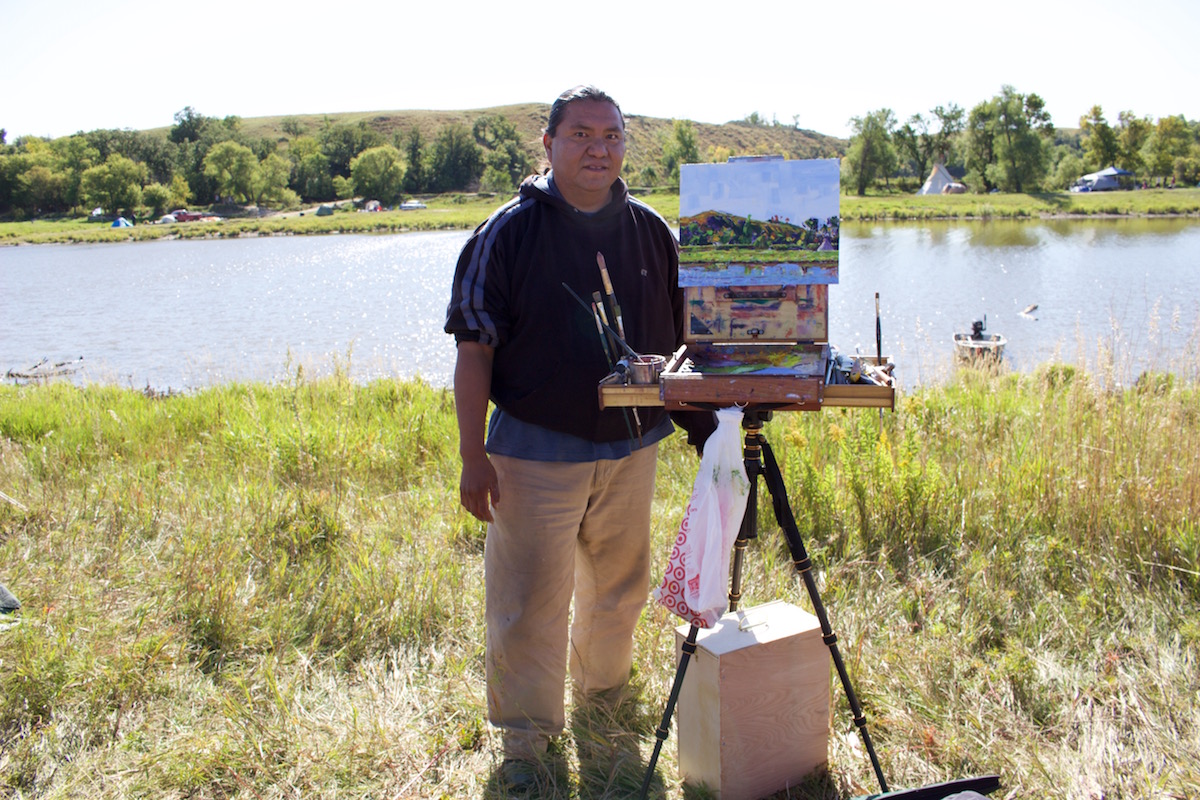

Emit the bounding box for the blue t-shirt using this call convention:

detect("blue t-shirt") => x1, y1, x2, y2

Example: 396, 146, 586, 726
486, 408, 673, 463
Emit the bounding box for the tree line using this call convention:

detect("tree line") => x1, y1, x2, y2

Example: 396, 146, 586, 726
5, 89, 1200, 219
0, 107, 533, 219
842, 85, 1200, 195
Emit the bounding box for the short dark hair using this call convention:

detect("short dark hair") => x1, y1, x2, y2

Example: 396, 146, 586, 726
545, 85, 624, 138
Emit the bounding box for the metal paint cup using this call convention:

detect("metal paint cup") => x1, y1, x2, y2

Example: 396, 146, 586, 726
627, 354, 665, 384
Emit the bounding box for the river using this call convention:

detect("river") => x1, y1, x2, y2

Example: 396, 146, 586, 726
2, 219, 1198, 392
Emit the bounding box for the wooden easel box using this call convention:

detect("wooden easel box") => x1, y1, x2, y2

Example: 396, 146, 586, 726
675, 600, 830, 800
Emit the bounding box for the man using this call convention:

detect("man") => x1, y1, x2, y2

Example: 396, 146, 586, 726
444, 85, 683, 779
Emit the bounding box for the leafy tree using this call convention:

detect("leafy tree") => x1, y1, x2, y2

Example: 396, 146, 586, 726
333, 174, 354, 200
18, 165, 66, 213
254, 152, 294, 207
170, 106, 211, 144
142, 182, 173, 216
320, 122, 383, 179
1117, 111, 1152, 175
895, 104, 964, 180
286, 136, 332, 201
80, 154, 146, 215
1143, 115, 1192, 179
963, 103, 999, 191
1080, 106, 1120, 171
1048, 151, 1086, 189
401, 127, 428, 193
350, 145, 405, 203
930, 104, 965, 164
2, 139, 67, 213
49, 135, 100, 208
894, 114, 933, 181
173, 115, 251, 205
203, 140, 258, 203
661, 119, 700, 187
473, 115, 533, 188
280, 117, 305, 137
0, 155, 14, 212
168, 174, 191, 208
479, 165, 514, 194
428, 124, 482, 192
965, 86, 1053, 192
843, 108, 897, 195
1175, 156, 1200, 186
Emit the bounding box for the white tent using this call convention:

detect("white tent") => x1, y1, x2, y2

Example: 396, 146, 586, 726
917, 164, 964, 195
1071, 166, 1131, 192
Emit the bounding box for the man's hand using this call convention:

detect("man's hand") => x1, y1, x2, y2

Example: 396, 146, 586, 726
453, 341, 499, 523
460, 452, 499, 522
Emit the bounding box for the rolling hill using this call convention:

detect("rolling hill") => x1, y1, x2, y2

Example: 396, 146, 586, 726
170, 103, 847, 182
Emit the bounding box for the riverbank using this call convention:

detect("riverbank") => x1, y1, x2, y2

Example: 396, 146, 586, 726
4, 188, 1199, 246
1, 365, 1197, 798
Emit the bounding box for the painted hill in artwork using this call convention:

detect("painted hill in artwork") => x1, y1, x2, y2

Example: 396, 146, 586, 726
680, 210, 839, 251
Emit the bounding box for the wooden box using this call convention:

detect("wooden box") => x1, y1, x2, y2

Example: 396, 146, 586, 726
675, 600, 829, 800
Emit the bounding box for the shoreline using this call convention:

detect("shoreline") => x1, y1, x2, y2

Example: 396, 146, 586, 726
4, 188, 1200, 246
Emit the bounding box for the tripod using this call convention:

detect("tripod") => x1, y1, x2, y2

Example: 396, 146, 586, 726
639, 409, 999, 800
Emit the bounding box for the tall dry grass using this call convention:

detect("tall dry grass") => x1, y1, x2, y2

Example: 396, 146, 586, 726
0, 345, 1197, 798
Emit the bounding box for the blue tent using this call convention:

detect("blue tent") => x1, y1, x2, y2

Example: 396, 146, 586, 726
112, 216, 132, 227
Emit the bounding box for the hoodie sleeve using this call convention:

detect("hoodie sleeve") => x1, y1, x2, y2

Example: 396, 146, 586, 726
445, 206, 520, 348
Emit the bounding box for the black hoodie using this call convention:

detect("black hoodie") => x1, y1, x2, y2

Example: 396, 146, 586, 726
445, 174, 682, 443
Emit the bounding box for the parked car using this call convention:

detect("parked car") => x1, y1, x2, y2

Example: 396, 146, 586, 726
169, 209, 205, 222
399, 200, 427, 210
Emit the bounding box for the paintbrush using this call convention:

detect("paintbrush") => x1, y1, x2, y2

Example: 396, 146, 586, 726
560, 282, 638, 358
596, 252, 626, 341
593, 290, 623, 362
591, 301, 614, 367
560, 282, 640, 445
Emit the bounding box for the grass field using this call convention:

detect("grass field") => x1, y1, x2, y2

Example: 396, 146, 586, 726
2, 188, 1197, 246
1, 342, 1198, 797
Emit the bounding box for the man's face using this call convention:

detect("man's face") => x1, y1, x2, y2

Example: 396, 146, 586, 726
543, 100, 626, 212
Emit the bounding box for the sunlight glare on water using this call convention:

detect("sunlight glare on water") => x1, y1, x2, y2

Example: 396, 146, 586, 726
3, 220, 1198, 392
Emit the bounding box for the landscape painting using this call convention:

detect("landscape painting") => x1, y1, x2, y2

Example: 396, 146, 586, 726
679, 158, 840, 286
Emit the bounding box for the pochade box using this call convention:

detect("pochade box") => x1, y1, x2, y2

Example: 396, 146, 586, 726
599, 157, 894, 412
675, 600, 829, 800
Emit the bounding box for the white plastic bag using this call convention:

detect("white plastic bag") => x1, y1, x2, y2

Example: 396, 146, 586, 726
653, 407, 751, 627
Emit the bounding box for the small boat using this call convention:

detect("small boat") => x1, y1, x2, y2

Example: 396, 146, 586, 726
953, 318, 1006, 362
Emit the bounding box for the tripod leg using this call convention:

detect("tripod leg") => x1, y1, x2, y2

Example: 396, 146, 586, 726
639, 623, 700, 800
729, 416, 764, 612
758, 435, 890, 795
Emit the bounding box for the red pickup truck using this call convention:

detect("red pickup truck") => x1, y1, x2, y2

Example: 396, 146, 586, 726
169, 209, 204, 222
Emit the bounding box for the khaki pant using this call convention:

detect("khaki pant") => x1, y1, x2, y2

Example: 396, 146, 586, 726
486, 445, 658, 759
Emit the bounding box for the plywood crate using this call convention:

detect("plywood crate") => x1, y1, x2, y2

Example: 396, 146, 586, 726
675, 600, 829, 800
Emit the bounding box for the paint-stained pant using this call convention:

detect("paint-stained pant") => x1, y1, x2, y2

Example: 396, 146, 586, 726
486, 445, 657, 760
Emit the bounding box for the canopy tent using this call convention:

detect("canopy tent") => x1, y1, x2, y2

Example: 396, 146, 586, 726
1072, 166, 1131, 192
917, 164, 966, 195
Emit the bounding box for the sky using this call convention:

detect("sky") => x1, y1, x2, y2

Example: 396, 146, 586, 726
680, 160, 839, 222
4, 0, 1199, 143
